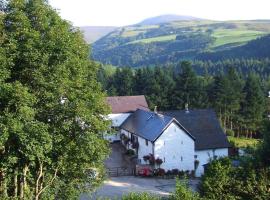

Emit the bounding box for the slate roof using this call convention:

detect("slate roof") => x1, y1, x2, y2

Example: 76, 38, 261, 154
106, 95, 149, 114
161, 109, 231, 150
120, 109, 194, 142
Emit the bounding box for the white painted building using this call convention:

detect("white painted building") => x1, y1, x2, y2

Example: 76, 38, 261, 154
119, 108, 230, 177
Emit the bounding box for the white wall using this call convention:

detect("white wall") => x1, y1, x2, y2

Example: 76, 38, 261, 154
195, 148, 228, 177
104, 113, 131, 142
137, 136, 153, 164
154, 122, 195, 172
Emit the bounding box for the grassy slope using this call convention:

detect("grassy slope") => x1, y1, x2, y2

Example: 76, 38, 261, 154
211, 29, 266, 48
92, 20, 270, 67
104, 20, 270, 49
228, 136, 260, 148
128, 34, 177, 44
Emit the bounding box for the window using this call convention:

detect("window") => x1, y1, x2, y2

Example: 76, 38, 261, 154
181, 141, 183, 145
181, 156, 183, 161
164, 157, 166, 163
194, 155, 198, 159
145, 139, 148, 146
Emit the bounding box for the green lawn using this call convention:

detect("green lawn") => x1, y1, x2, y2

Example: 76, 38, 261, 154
211, 29, 266, 48
228, 136, 260, 148
127, 34, 177, 44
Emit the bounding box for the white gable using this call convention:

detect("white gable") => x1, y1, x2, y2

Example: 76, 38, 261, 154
154, 122, 195, 171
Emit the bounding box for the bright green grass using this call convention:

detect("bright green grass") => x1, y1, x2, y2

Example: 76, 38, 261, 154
127, 34, 177, 44
121, 30, 145, 37
211, 29, 266, 48
228, 136, 260, 148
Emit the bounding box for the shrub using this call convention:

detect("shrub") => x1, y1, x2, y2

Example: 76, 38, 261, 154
172, 169, 179, 175
155, 158, 163, 166
169, 178, 201, 200
178, 170, 185, 178
126, 149, 135, 156
143, 155, 150, 162
122, 192, 160, 200
226, 129, 235, 137
166, 170, 172, 176
149, 154, 155, 165
155, 168, 165, 176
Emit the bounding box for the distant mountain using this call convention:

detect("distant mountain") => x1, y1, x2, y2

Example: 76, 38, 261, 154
138, 14, 203, 25
92, 19, 270, 67
79, 26, 116, 44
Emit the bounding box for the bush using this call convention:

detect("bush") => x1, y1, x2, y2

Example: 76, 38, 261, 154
169, 178, 201, 200
155, 158, 163, 166
154, 168, 165, 176
149, 154, 155, 165
126, 149, 135, 156
226, 129, 235, 137
178, 170, 185, 178
166, 170, 172, 176
199, 158, 233, 198
122, 192, 160, 200
143, 155, 150, 162
172, 169, 179, 175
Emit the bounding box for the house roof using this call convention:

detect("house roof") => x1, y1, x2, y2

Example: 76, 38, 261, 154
120, 109, 194, 142
161, 109, 231, 150
106, 95, 149, 114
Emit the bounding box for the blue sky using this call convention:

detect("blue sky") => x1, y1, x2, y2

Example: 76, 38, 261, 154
48, 0, 270, 26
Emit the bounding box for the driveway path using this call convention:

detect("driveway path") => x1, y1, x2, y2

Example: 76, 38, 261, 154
80, 176, 199, 200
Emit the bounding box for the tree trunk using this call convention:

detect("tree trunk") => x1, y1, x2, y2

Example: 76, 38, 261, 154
35, 163, 43, 200
1, 171, 8, 198
14, 168, 18, 198
19, 165, 28, 199
35, 168, 58, 200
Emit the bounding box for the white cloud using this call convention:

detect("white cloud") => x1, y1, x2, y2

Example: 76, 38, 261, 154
48, 0, 270, 26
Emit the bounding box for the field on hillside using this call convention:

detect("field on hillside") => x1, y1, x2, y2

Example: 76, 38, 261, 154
211, 29, 266, 48
92, 20, 270, 67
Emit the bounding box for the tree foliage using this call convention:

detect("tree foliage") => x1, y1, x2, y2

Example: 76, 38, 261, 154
98, 61, 267, 138
0, 0, 109, 199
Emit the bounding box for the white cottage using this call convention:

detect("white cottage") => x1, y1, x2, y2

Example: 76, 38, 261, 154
162, 110, 231, 177
105, 96, 149, 142
119, 109, 230, 177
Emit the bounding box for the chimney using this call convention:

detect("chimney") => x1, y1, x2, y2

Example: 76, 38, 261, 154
185, 103, 189, 113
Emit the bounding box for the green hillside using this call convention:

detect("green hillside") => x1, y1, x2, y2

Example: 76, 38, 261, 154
92, 20, 270, 67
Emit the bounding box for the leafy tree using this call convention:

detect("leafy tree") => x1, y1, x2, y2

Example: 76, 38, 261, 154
146, 67, 174, 110
113, 67, 134, 96
199, 158, 237, 200
241, 74, 265, 137
0, 0, 109, 199
173, 61, 208, 109
258, 121, 270, 166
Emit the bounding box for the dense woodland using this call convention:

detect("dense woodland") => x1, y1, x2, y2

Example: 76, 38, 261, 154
98, 61, 269, 139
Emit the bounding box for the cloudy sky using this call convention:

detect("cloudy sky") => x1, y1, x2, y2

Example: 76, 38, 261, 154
48, 0, 270, 27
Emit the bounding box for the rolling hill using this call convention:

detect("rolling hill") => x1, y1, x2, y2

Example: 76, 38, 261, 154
91, 17, 270, 67
137, 14, 203, 25
79, 26, 116, 44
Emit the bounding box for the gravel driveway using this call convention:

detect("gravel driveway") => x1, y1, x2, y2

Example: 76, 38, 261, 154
80, 176, 199, 200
